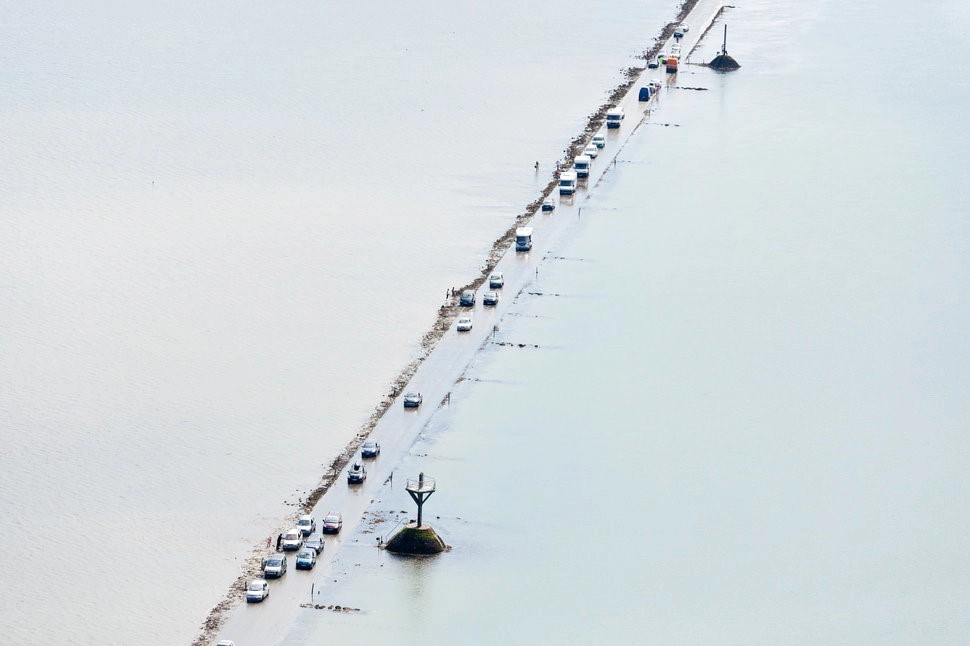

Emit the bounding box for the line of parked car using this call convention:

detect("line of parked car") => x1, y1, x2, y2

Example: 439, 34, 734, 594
246, 420, 386, 600
247, 511, 345, 603
451, 270, 506, 335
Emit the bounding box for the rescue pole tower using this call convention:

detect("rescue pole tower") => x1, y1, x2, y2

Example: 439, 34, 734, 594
406, 472, 435, 528
385, 472, 447, 555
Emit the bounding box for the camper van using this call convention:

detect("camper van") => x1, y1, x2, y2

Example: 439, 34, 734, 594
515, 227, 533, 252
606, 108, 624, 128
573, 155, 592, 179
558, 170, 578, 195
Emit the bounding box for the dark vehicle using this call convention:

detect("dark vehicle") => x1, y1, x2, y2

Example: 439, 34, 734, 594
459, 290, 475, 306
347, 461, 367, 484
321, 512, 343, 534
483, 291, 499, 306
304, 533, 325, 554
638, 87, 651, 101
403, 392, 423, 408
361, 440, 381, 458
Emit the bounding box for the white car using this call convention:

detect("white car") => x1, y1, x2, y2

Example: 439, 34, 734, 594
246, 579, 269, 603
583, 144, 598, 159
592, 134, 606, 148
296, 514, 316, 536
281, 528, 303, 551
262, 554, 287, 578
489, 272, 505, 289
456, 316, 473, 332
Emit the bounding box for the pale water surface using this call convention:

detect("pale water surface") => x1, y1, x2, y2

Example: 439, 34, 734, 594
0, 0, 678, 642
279, 0, 970, 643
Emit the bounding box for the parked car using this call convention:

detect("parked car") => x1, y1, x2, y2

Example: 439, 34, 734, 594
246, 579, 269, 603
541, 199, 555, 212
592, 134, 606, 148
296, 514, 316, 536
216, 642, 236, 646
483, 291, 499, 306
262, 554, 287, 578
321, 512, 343, 534
459, 290, 475, 306
456, 316, 473, 332
347, 461, 367, 484
403, 392, 423, 408
304, 533, 325, 554
281, 528, 303, 551
295, 548, 317, 570
647, 58, 659, 68
583, 144, 599, 158
489, 272, 505, 288
361, 440, 381, 458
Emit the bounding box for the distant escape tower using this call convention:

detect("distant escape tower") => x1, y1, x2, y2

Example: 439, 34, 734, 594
710, 24, 741, 71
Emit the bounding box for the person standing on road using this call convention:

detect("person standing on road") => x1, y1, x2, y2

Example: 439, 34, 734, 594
276, 533, 282, 551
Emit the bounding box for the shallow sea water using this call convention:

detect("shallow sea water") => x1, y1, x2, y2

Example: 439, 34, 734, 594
278, 0, 970, 643
0, 0, 678, 642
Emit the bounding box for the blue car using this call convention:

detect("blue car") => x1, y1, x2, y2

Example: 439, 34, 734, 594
296, 548, 317, 570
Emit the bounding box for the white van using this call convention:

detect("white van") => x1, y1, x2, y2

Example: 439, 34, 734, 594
606, 108, 624, 129
573, 155, 592, 178
558, 170, 578, 195
515, 227, 533, 252
246, 579, 269, 603
281, 528, 303, 551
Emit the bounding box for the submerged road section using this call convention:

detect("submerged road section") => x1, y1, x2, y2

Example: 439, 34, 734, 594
209, 2, 726, 643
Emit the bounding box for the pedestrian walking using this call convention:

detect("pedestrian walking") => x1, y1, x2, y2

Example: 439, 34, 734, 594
534, 161, 539, 171
276, 533, 282, 551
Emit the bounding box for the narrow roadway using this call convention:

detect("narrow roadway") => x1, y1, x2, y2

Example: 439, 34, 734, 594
214, 2, 725, 642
